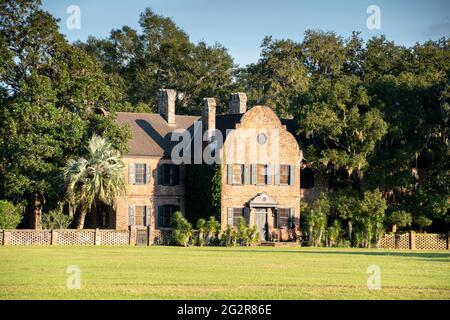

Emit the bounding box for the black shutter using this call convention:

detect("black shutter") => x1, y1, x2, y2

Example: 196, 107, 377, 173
157, 165, 164, 185
244, 207, 250, 225
157, 205, 164, 228
173, 165, 180, 185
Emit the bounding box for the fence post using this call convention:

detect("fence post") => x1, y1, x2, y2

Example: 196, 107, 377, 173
447, 232, 450, 250
129, 227, 136, 246
409, 231, 416, 250
147, 226, 152, 246
94, 228, 101, 245
51, 230, 58, 245
3, 230, 11, 245
1, 230, 3, 246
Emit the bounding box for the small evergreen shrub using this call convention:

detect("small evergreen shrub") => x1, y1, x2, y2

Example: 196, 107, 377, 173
0, 200, 23, 229
171, 212, 193, 246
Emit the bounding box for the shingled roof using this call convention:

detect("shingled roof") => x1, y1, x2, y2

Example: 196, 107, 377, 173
116, 111, 301, 158
116, 112, 200, 157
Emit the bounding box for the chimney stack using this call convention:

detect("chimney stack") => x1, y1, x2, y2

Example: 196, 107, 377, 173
203, 98, 216, 139
158, 89, 176, 125
230, 92, 247, 114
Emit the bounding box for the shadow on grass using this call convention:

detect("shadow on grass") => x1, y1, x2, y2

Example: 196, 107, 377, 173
202, 248, 450, 260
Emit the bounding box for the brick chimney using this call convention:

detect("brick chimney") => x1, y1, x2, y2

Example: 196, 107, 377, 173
203, 98, 216, 139
230, 92, 247, 114
158, 89, 176, 125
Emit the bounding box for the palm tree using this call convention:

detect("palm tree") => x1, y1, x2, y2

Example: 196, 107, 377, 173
63, 135, 125, 229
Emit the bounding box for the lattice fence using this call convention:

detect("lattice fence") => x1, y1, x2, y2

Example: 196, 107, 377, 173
98, 230, 129, 245
377, 233, 410, 249
9, 230, 52, 245
153, 229, 172, 245
57, 230, 96, 245
0, 230, 3, 245
416, 233, 447, 250
378, 232, 449, 250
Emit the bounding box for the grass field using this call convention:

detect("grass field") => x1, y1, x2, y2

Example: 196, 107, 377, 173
0, 246, 449, 300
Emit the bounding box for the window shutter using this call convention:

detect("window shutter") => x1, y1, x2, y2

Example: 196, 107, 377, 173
157, 165, 164, 185
227, 208, 233, 226
289, 165, 296, 186
173, 165, 180, 185
274, 165, 280, 185
145, 205, 151, 226
128, 164, 135, 184
289, 208, 295, 229
244, 207, 250, 225
275, 209, 280, 228
128, 206, 135, 227
251, 164, 257, 185
157, 206, 164, 228
244, 165, 250, 185
145, 164, 151, 184
227, 165, 233, 185
267, 165, 272, 185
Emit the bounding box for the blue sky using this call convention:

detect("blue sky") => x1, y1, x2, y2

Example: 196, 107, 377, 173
42, 0, 450, 66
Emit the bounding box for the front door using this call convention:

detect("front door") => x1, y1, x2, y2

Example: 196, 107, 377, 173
136, 228, 148, 246
254, 208, 268, 241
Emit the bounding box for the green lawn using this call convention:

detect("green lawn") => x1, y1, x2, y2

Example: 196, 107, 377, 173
0, 246, 449, 300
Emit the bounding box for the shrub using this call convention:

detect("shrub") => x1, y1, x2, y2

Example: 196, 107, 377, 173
326, 220, 342, 247
246, 225, 259, 246
0, 200, 23, 229
196, 218, 206, 246
388, 210, 412, 232
414, 215, 433, 231
205, 216, 221, 245
171, 212, 193, 246
236, 217, 250, 246
42, 205, 73, 229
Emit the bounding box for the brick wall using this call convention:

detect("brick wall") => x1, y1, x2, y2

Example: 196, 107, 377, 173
115, 156, 185, 230
220, 106, 302, 234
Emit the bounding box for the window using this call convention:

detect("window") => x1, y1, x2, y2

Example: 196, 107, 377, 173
300, 168, 315, 189
128, 205, 149, 227
232, 164, 244, 184
157, 205, 180, 228
134, 206, 147, 226
233, 208, 244, 227
257, 133, 267, 145
129, 163, 149, 185
158, 164, 180, 186
279, 165, 291, 185
256, 164, 268, 184
276, 208, 291, 228
134, 164, 147, 185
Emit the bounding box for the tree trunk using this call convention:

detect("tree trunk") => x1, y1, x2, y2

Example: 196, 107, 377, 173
347, 221, 353, 243
392, 224, 397, 233
75, 211, 87, 229
28, 193, 43, 229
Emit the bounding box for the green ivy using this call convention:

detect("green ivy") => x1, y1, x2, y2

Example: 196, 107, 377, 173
185, 164, 221, 224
